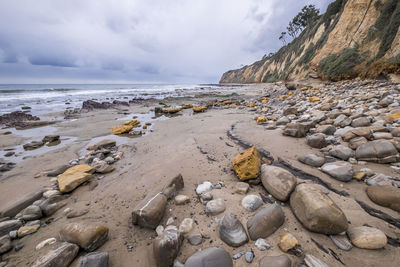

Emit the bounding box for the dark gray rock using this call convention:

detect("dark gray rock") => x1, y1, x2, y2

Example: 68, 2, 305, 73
183, 247, 233, 267
78, 251, 109, 267
348, 136, 368, 150
306, 133, 327, 148
329, 145, 354, 161
351, 117, 370, 127
315, 125, 336, 135
259, 255, 291, 267
219, 213, 248, 247
21, 205, 42, 221
247, 203, 285, 240
321, 161, 354, 182
0, 220, 22, 236
0, 235, 12, 255
355, 140, 399, 163
47, 165, 70, 177
298, 153, 325, 167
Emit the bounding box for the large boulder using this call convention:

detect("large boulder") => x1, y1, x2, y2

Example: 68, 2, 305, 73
290, 184, 348, 234
259, 255, 291, 267
60, 223, 109, 252
183, 247, 233, 267
321, 161, 354, 182
306, 133, 328, 148
218, 213, 248, 247
355, 140, 399, 163
298, 153, 325, 167
261, 165, 297, 201
57, 165, 94, 193
366, 185, 400, 212
347, 226, 387, 249
246, 203, 285, 240
31, 242, 79, 267
153, 229, 183, 267
233, 147, 261, 180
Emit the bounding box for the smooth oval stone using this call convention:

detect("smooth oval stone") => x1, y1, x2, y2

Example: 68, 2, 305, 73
245, 250, 254, 263
31, 242, 79, 267
279, 232, 298, 252
241, 195, 263, 211
298, 153, 325, 167
247, 203, 285, 240
347, 226, 387, 249
329, 145, 354, 161
329, 234, 352, 251
218, 213, 248, 247
255, 238, 270, 251
260, 165, 297, 201
153, 229, 183, 267
290, 184, 348, 235
187, 232, 202, 246
304, 254, 329, 267
21, 205, 42, 221
184, 247, 233, 267
259, 255, 291, 267
179, 218, 194, 234
60, 223, 109, 252
355, 140, 399, 163
0, 235, 12, 255
196, 182, 213, 195
78, 251, 109, 267
205, 198, 226, 216
366, 185, 400, 212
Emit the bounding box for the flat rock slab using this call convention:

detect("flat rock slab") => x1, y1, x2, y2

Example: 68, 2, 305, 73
57, 165, 94, 193
31, 242, 79, 267
0, 189, 44, 218
321, 161, 354, 182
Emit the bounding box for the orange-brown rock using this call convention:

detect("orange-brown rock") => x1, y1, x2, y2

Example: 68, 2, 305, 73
233, 147, 261, 180
111, 125, 133, 135
193, 106, 207, 113
58, 165, 94, 193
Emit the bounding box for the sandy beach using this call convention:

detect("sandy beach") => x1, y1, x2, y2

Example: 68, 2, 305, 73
1, 81, 400, 267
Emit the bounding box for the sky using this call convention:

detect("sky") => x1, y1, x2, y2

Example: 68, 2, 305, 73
0, 0, 333, 84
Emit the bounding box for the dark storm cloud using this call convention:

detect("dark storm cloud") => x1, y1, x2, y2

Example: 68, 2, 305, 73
0, 0, 334, 83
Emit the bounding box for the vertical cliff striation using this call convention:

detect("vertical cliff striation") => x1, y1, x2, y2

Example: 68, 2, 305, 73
220, 0, 400, 83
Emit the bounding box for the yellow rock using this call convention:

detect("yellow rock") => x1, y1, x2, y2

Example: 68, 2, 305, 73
280, 95, 287, 100
309, 96, 320, 102
256, 116, 267, 124
233, 147, 261, 180
249, 102, 256, 108
162, 107, 182, 114
223, 100, 233, 105
123, 120, 140, 127
193, 106, 207, 113
288, 91, 294, 96
301, 87, 309, 91
142, 125, 147, 129
206, 101, 213, 107
312, 86, 319, 90
18, 224, 40, 238
111, 125, 133, 135
58, 165, 94, 193
388, 112, 400, 120
279, 233, 298, 252
182, 104, 193, 109
353, 172, 366, 181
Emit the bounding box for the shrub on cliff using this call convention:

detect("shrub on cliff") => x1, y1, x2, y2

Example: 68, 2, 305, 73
319, 47, 361, 80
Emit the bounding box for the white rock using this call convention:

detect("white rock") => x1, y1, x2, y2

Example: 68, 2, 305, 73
156, 225, 164, 236
196, 182, 213, 195
241, 195, 263, 211
166, 217, 175, 226
255, 238, 271, 251
179, 218, 194, 234
43, 190, 60, 199
35, 238, 57, 250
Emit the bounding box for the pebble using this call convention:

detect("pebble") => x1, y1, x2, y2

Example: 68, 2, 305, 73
174, 195, 190, 205
156, 225, 164, 236
205, 198, 226, 216
241, 194, 263, 211
196, 181, 213, 195
245, 250, 254, 263
179, 218, 194, 234
187, 232, 202, 245
255, 238, 271, 251
35, 238, 57, 250
235, 182, 249, 194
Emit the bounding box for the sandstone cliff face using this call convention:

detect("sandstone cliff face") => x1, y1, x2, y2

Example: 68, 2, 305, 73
220, 0, 400, 83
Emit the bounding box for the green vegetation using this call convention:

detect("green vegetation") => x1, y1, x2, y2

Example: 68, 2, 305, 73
21, 106, 31, 110
215, 93, 239, 98
298, 43, 316, 65
319, 47, 361, 80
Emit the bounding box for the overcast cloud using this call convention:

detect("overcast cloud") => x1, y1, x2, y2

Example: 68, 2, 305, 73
0, 0, 333, 83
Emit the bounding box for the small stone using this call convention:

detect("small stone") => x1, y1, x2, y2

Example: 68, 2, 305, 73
196, 182, 213, 195
304, 254, 329, 267
205, 198, 226, 216
35, 238, 57, 250
18, 224, 40, 238
43, 190, 61, 199
259, 255, 291, 267
0, 235, 12, 255
247, 203, 285, 240
200, 192, 213, 204
184, 247, 232, 267
241, 195, 263, 211
321, 161, 354, 182
153, 229, 183, 267
233, 147, 261, 180
245, 250, 254, 263
21, 205, 42, 221
279, 233, 298, 252
156, 225, 164, 236
218, 213, 248, 247
306, 133, 327, 148
187, 232, 202, 245
174, 195, 190, 205
298, 153, 325, 167
329, 145, 354, 161
235, 182, 249, 194
166, 217, 175, 226
232, 251, 245, 260
66, 209, 89, 219
347, 226, 387, 249
179, 218, 194, 234
255, 238, 271, 251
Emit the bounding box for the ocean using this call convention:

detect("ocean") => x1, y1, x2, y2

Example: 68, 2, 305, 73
0, 84, 220, 116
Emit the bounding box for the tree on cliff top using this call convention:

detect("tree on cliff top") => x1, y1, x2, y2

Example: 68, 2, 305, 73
283, 4, 320, 40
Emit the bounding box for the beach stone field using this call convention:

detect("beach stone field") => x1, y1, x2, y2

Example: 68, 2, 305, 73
1, 79, 400, 266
